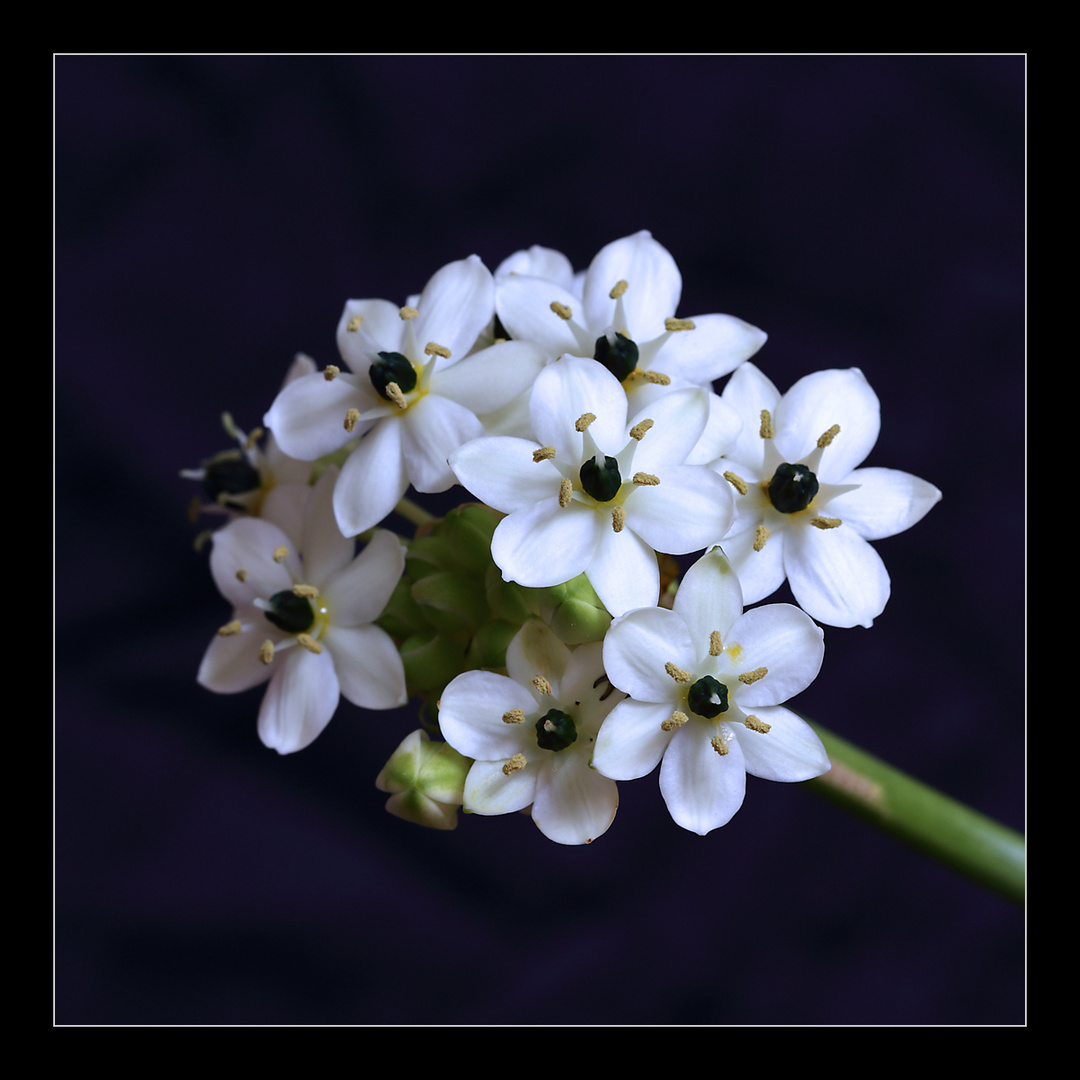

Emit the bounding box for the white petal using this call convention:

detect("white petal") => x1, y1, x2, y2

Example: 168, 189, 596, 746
684, 394, 743, 466
197, 623, 273, 695
659, 721, 746, 835
413, 254, 495, 363
732, 705, 830, 782
495, 274, 582, 356
332, 419, 407, 538
323, 623, 407, 710
725, 603, 825, 707
672, 547, 745, 652
531, 757, 618, 845
209, 517, 296, 608
437, 669, 536, 762
434, 340, 549, 415
626, 389, 709, 473
584, 522, 660, 619
529, 356, 628, 461
495, 245, 576, 290
449, 436, 561, 513
785, 521, 891, 628
654, 313, 767, 385
298, 467, 354, 586
718, 362, 782, 469
624, 465, 734, 556
263, 370, 373, 461
335, 299, 403, 374
490, 499, 602, 589
463, 756, 539, 816
401, 393, 483, 493
257, 643, 340, 754
602, 606, 694, 702
827, 466, 942, 541
321, 528, 405, 627
591, 698, 677, 780
504, 621, 571, 695
717, 517, 790, 606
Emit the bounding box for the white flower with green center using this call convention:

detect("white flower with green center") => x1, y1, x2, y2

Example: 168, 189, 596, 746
436, 621, 621, 845
448, 355, 735, 619
709, 362, 943, 628
262, 255, 547, 538
592, 547, 829, 835
197, 467, 407, 754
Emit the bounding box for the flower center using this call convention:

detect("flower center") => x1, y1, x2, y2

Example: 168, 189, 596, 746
201, 451, 261, 503
263, 590, 316, 635
593, 330, 639, 382
579, 453, 622, 503
687, 675, 729, 719
369, 351, 418, 400
535, 708, 578, 752
768, 462, 820, 514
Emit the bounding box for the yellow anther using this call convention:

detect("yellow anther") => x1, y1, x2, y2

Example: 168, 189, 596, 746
550, 301, 572, 320
665, 661, 692, 684
245, 427, 263, 449
502, 708, 526, 725
558, 478, 573, 507
323, 365, 340, 381
817, 424, 840, 448
217, 620, 242, 637
610, 279, 629, 299
533, 446, 556, 462
642, 370, 670, 385
399, 306, 419, 320
759, 410, 774, 439
664, 317, 695, 331
661, 710, 688, 732
709, 631, 723, 656
259, 639, 275, 664
753, 525, 770, 552
633, 472, 659, 486
739, 667, 768, 685
711, 735, 730, 756
575, 412, 596, 431
385, 382, 408, 410
612, 506, 625, 533
810, 516, 842, 529
532, 675, 552, 695
723, 471, 749, 495
272, 545, 290, 563
743, 715, 772, 734
424, 341, 451, 359
344, 408, 361, 432
346, 314, 363, 332
629, 419, 653, 441
297, 633, 323, 654
502, 754, 527, 775
292, 584, 319, 598
236, 568, 248, 583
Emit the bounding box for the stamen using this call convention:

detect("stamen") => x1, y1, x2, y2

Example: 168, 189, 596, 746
344, 408, 360, 432
633, 472, 659, 486
550, 301, 572, 320
236, 568, 248, 582
217, 620, 242, 636
642, 370, 670, 385
664, 317, 695, 331
292, 584, 319, 598
575, 412, 596, 431
817, 424, 840, 448
738, 667, 768, 684
723, 471, 749, 495
629, 419, 653, 441
753, 525, 770, 552
346, 315, 363, 332
743, 715, 772, 734
609, 279, 629, 299
709, 631, 723, 656
399, 306, 419, 320
810, 516, 842, 529
323, 365, 340, 381
711, 735, 730, 756
533, 446, 556, 462
759, 410, 774, 439
385, 382, 408, 410
532, 675, 552, 695
297, 633, 322, 654
502, 708, 526, 725
245, 427, 263, 449
665, 661, 692, 684
259, 639, 275, 664
558, 478, 573, 507
272, 545, 290, 563
661, 711, 688, 731
611, 506, 625, 533
424, 341, 451, 359
502, 753, 527, 775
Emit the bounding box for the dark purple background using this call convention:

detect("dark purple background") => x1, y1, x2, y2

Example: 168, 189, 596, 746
56, 56, 1025, 1025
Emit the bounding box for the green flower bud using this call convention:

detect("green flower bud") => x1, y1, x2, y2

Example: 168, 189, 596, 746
376, 577, 430, 640
540, 573, 612, 645
411, 570, 491, 634
441, 503, 501, 575
375, 729, 469, 831
399, 629, 467, 696
465, 618, 518, 671
485, 565, 541, 625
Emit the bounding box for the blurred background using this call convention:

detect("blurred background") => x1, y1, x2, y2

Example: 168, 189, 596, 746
55, 55, 1025, 1025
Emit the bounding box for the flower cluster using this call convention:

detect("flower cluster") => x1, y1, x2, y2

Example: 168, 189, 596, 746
188, 230, 941, 843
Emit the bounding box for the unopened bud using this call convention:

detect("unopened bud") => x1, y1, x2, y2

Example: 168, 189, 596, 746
375, 729, 470, 831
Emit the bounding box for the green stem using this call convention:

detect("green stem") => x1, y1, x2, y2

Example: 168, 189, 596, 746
803, 721, 1025, 907
393, 496, 438, 529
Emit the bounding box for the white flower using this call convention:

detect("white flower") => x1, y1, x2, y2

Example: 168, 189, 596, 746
448, 355, 735, 619
197, 467, 407, 753
710, 362, 943, 628
592, 547, 829, 835
494, 230, 766, 412
437, 621, 620, 845
262, 256, 547, 537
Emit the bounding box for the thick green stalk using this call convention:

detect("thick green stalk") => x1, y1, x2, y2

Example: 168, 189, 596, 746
393, 496, 438, 529
804, 721, 1025, 906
